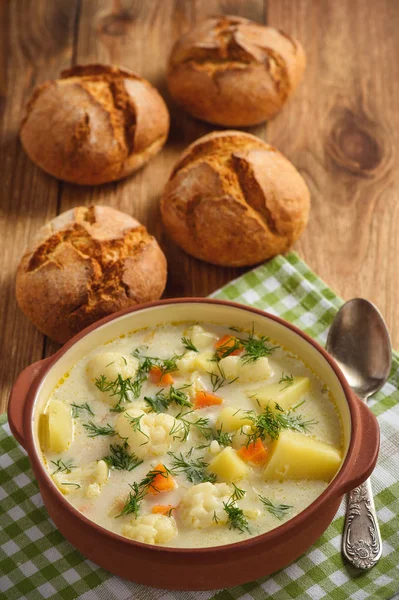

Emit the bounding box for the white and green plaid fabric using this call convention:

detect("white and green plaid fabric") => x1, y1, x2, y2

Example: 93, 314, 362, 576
1, 252, 398, 600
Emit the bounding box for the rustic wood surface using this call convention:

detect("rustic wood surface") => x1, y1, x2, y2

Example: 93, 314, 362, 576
1, 0, 398, 413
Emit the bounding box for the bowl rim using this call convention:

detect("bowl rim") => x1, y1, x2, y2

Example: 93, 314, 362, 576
24, 297, 359, 555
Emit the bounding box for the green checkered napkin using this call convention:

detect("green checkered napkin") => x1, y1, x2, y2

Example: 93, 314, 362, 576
1, 252, 398, 600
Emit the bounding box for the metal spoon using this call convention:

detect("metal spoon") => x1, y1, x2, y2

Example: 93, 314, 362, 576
326, 298, 392, 569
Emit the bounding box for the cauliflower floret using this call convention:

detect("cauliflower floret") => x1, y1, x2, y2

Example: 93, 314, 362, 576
187, 325, 217, 350
122, 514, 177, 545
115, 408, 177, 459
179, 482, 231, 529
176, 351, 214, 375
176, 351, 198, 374
86, 352, 139, 386
94, 460, 109, 484
85, 483, 101, 498
209, 440, 221, 456
216, 356, 271, 383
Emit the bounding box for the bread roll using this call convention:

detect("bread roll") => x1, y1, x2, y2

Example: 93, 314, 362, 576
167, 15, 306, 126
20, 64, 169, 185
160, 131, 310, 267
16, 206, 167, 343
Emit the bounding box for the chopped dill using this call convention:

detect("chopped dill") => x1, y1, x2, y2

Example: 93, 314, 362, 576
124, 413, 149, 445
213, 511, 221, 524
278, 372, 294, 390
258, 495, 293, 521
95, 374, 136, 412
223, 484, 249, 533
144, 385, 192, 413
83, 421, 116, 438
60, 482, 81, 490
169, 410, 213, 442
213, 426, 233, 447
168, 450, 216, 484
116, 466, 170, 518
181, 337, 199, 353
208, 362, 238, 392
50, 458, 76, 474
244, 404, 316, 445
103, 442, 143, 471
71, 402, 94, 419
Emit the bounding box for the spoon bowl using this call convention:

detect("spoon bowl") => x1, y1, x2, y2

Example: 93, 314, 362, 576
326, 298, 392, 399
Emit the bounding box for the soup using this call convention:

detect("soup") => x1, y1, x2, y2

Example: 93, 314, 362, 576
38, 322, 343, 548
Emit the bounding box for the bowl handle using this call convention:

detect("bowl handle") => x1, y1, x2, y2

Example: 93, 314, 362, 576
8, 358, 52, 449
335, 393, 380, 496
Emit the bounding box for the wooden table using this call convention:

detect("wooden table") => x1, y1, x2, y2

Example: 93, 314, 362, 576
1, 0, 398, 414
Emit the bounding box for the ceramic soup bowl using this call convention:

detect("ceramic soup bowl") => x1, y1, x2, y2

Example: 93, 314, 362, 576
8, 299, 379, 590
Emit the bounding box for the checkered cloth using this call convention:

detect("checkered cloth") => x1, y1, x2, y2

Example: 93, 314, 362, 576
1, 253, 398, 600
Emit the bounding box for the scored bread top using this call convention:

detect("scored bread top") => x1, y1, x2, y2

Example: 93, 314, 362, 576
167, 16, 306, 126
16, 206, 167, 343
20, 64, 170, 185
161, 131, 310, 267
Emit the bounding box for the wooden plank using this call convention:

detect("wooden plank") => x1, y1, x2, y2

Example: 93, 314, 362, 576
266, 0, 399, 344
45, 0, 265, 356
0, 0, 80, 412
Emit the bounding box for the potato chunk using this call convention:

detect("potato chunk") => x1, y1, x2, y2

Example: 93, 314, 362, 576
216, 407, 253, 433
252, 377, 310, 411
263, 430, 342, 482
40, 400, 73, 453
208, 447, 248, 482
216, 356, 271, 383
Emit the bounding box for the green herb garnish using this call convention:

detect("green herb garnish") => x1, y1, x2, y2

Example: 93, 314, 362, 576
103, 442, 143, 471
71, 402, 94, 418
244, 404, 316, 445
167, 450, 216, 484
213, 426, 233, 447
258, 495, 293, 521
60, 482, 81, 490
208, 362, 238, 392
95, 374, 136, 412
116, 466, 170, 518
83, 421, 116, 438
50, 459, 76, 474
278, 372, 294, 390
169, 410, 213, 442
144, 385, 192, 413
124, 413, 149, 445
239, 326, 278, 364
181, 337, 199, 353
223, 484, 249, 533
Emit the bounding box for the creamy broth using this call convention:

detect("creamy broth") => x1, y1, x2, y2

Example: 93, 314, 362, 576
39, 323, 343, 548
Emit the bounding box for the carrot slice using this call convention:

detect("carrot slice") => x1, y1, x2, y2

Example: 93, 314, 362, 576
215, 334, 242, 357
148, 464, 177, 495
194, 390, 224, 409
152, 504, 175, 515
149, 366, 174, 386
237, 439, 268, 465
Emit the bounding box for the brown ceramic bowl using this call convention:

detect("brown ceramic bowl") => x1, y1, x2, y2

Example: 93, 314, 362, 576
8, 299, 379, 590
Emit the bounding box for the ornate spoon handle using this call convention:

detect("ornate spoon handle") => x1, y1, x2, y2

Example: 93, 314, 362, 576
343, 477, 382, 568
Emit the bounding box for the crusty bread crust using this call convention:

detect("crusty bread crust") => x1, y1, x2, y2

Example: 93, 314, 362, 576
20, 64, 170, 185
160, 131, 310, 267
16, 206, 167, 343
167, 15, 306, 126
